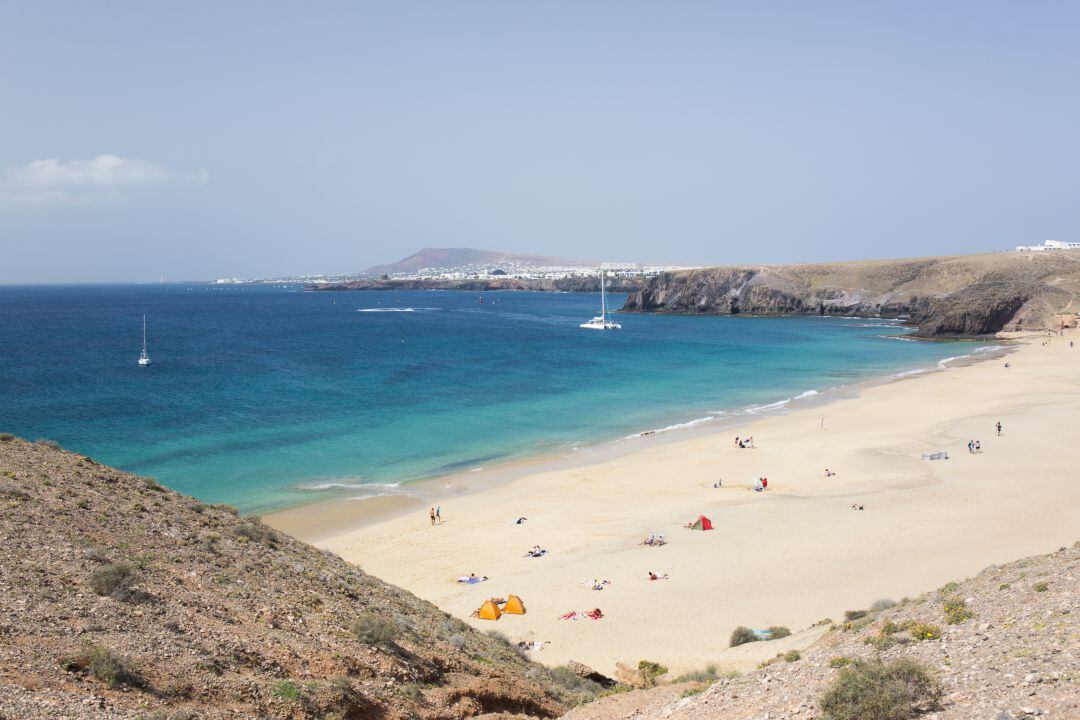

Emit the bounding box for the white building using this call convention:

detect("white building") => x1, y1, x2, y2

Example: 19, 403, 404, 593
1015, 239, 1080, 252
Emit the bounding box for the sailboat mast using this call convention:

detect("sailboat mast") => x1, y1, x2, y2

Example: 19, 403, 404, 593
142, 315, 147, 354
600, 269, 606, 320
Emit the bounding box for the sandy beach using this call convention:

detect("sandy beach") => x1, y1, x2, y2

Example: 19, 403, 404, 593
268, 331, 1080, 675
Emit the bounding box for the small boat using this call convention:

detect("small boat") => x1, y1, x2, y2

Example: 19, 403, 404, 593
580, 269, 621, 330
138, 314, 151, 366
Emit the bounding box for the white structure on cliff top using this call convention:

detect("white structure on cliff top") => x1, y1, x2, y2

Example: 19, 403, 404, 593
1015, 239, 1080, 252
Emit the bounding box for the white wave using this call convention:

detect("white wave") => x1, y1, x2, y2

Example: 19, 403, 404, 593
794, 389, 819, 399
973, 345, 1005, 353
880, 335, 918, 342
745, 398, 791, 414
891, 368, 928, 378
469, 466, 485, 473
296, 478, 400, 492
625, 415, 718, 439
936, 355, 968, 369
356, 307, 440, 313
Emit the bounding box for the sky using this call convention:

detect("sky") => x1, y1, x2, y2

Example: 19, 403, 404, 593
1, 2, 1078, 283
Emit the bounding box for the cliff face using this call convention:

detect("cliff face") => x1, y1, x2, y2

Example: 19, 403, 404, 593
622, 251, 1080, 336
0, 438, 572, 720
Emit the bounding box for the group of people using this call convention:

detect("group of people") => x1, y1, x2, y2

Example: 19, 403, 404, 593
524, 546, 548, 558
643, 533, 667, 546
428, 506, 442, 525
753, 477, 769, 492
966, 439, 982, 454
734, 435, 755, 448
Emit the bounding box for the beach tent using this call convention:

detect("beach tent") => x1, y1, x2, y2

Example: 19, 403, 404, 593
503, 594, 526, 615
691, 515, 713, 531
476, 600, 502, 621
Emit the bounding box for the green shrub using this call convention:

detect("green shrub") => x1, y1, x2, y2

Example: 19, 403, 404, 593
0, 482, 29, 500
35, 438, 61, 450
766, 625, 791, 639
87, 562, 137, 600
908, 622, 941, 641
829, 656, 852, 668
938, 581, 960, 595
998, 582, 1010, 590
273, 680, 301, 701
673, 664, 719, 684
844, 610, 868, 622
880, 620, 898, 635
351, 614, 399, 648
1034, 582, 1049, 592
865, 633, 896, 651
942, 596, 974, 624
783, 650, 801, 663
637, 660, 668, 688
64, 645, 142, 688
547, 665, 605, 699
0, 433, 15, 442
870, 598, 897, 611
234, 522, 277, 547
819, 658, 942, 720
729, 626, 758, 647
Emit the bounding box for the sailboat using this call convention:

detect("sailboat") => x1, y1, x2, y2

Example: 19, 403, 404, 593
580, 269, 622, 330
138, 315, 151, 366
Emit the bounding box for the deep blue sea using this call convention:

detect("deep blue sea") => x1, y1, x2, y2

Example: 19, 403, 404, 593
0, 284, 984, 513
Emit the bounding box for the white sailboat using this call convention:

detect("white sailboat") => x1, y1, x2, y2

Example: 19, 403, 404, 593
580, 269, 622, 330
138, 314, 151, 366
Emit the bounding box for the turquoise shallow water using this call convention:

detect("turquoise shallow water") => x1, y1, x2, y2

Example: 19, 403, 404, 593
0, 284, 985, 513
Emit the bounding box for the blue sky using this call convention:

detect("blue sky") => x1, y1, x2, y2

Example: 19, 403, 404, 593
1, 1, 1078, 282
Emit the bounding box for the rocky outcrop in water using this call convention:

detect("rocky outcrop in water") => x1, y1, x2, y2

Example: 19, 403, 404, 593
622, 251, 1080, 336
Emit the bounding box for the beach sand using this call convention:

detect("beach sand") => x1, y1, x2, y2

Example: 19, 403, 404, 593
268, 331, 1080, 675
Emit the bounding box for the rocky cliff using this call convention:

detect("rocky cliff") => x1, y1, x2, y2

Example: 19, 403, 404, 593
622, 251, 1080, 336
0, 437, 575, 720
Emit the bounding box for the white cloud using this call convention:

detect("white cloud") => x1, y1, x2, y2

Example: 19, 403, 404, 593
0, 154, 209, 205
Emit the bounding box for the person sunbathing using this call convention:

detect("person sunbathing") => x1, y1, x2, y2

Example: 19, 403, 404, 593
647, 571, 669, 581
584, 608, 603, 620
515, 516, 528, 524
457, 573, 488, 584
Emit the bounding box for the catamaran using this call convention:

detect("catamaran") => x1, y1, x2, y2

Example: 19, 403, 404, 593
580, 269, 622, 330
138, 314, 151, 366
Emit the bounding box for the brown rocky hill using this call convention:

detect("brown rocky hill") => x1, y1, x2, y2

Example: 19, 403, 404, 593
622, 251, 1080, 336
360, 248, 592, 278
565, 544, 1078, 720
0, 437, 575, 720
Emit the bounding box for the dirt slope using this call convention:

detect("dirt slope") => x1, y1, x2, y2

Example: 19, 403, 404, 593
0, 437, 572, 720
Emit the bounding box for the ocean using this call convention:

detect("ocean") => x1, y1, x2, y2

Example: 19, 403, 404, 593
0, 284, 987, 513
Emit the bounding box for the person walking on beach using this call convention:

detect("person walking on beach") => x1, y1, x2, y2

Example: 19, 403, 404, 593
436, 506, 442, 523
429, 507, 436, 526
996, 421, 1002, 436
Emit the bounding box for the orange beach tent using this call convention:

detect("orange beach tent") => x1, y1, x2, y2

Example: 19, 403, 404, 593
503, 594, 526, 615
476, 600, 502, 621
691, 515, 713, 531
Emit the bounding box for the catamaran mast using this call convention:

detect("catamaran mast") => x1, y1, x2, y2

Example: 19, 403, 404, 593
600, 270, 607, 321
